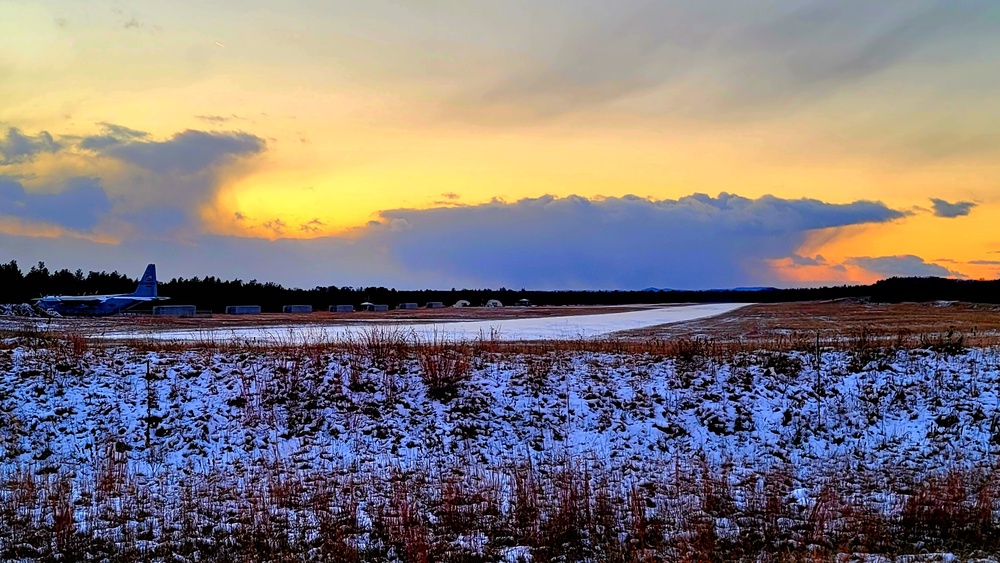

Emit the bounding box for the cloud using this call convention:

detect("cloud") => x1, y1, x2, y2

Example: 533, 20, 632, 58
374, 192, 905, 289
196, 115, 233, 124
845, 255, 959, 278
714, 1, 984, 107
930, 198, 976, 218
78, 123, 150, 151
92, 129, 265, 175
299, 218, 325, 233
0, 176, 111, 231
3, 123, 269, 236
788, 254, 827, 267
262, 218, 287, 235
477, 3, 706, 116
470, 1, 990, 119
969, 260, 1000, 266
0, 192, 908, 290
0, 128, 61, 165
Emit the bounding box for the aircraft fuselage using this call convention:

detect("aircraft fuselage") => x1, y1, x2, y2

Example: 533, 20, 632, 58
35, 295, 154, 316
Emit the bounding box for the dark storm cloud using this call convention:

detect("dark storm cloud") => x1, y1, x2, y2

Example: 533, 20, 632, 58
0, 128, 62, 165
845, 255, 959, 278
374, 193, 906, 289
0, 176, 112, 231
930, 198, 976, 218
94, 129, 265, 174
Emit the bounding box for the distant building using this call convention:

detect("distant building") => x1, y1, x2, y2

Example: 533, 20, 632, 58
153, 305, 196, 317
425, 301, 444, 308
486, 299, 503, 308
453, 300, 471, 308
514, 298, 532, 307
282, 305, 313, 313
361, 303, 389, 312
398, 302, 418, 310
331, 304, 354, 312
226, 305, 261, 315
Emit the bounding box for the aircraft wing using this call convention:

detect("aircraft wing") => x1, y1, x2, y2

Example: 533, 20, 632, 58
47, 296, 111, 305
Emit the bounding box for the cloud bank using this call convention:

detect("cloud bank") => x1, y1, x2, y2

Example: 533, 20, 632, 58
1, 188, 909, 289
375, 193, 905, 289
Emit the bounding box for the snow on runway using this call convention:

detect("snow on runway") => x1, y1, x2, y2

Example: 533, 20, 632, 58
102, 303, 749, 343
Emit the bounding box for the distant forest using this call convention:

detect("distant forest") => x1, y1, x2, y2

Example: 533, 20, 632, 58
2, 260, 1000, 312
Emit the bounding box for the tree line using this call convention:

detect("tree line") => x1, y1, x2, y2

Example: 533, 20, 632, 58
2, 260, 999, 312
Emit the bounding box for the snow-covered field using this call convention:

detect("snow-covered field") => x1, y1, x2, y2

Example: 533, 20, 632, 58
96, 302, 749, 343
2, 328, 1000, 560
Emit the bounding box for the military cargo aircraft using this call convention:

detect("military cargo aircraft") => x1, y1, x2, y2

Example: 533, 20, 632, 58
35, 264, 168, 316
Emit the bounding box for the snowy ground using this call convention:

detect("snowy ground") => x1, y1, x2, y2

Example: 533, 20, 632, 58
95, 302, 749, 343
3, 342, 996, 481
3, 333, 1000, 559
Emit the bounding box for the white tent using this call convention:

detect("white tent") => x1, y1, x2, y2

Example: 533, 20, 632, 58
486, 299, 503, 308
453, 300, 471, 307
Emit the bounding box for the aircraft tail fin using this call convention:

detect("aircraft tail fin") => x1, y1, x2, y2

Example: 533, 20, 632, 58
132, 264, 158, 297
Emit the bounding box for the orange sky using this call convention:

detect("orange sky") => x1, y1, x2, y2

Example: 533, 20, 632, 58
1, 1, 998, 288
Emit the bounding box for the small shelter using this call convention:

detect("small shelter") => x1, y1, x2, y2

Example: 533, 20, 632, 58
331, 305, 354, 313
398, 302, 418, 310
425, 301, 444, 308
485, 299, 503, 308
514, 298, 532, 307
226, 305, 261, 315
153, 305, 196, 317
453, 300, 471, 308
282, 305, 313, 313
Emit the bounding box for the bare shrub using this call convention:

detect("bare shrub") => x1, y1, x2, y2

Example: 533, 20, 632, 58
415, 334, 473, 402
342, 325, 410, 397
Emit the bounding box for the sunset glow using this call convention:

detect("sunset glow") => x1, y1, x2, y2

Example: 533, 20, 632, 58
2, 1, 998, 288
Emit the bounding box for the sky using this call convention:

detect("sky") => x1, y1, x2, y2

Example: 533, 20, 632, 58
1, 0, 999, 290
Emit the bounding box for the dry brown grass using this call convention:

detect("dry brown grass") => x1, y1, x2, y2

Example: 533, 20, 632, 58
621, 300, 1000, 350
11, 300, 999, 359
4, 456, 1000, 561
11, 301, 996, 363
